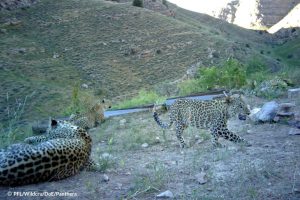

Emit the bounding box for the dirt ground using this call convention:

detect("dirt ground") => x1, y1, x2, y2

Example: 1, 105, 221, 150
0, 96, 300, 200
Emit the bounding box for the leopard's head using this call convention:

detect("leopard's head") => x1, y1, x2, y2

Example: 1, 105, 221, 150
225, 94, 250, 120
47, 118, 79, 137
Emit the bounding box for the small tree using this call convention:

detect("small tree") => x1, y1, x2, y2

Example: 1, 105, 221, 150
133, 0, 144, 8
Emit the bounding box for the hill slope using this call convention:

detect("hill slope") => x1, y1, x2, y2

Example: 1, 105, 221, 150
0, 0, 295, 122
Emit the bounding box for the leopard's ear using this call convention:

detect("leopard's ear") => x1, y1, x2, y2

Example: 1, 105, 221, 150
225, 96, 232, 104
51, 118, 58, 127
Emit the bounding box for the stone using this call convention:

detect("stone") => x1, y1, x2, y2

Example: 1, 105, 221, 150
81, 83, 89, 89
288, 128, 300, 135
277, 112, 294, 117
279, 103, 296, 111
115, 183, 122, 190
277, 103, 296, 116
102, 174, 109, 182
288, 119, 300, 129
288, 88, 300, 99
0, 28, 7, 34
53, 53, 60, 58
255, 101, 279, 122
119, 119, 126, 127
249, 107, 261, 122
156, 190, 174, 199
141, 143, 149, 148
195, 172, 207, 184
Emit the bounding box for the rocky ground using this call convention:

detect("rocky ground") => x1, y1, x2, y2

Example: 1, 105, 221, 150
0, 95, 300, 199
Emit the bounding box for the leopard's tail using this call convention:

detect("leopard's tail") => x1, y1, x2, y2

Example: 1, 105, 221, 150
153, 111, 172, 129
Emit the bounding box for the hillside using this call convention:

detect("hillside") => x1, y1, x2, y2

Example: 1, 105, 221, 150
0, 0, 298, 123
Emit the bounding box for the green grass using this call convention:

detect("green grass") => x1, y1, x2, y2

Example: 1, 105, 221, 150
178, 58, 247, 96
0, 94, 33, 148
127, 160, 167, 198
113, 89, 166, 109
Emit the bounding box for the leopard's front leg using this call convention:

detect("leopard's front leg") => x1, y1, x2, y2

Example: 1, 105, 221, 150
214, 125, 251, 146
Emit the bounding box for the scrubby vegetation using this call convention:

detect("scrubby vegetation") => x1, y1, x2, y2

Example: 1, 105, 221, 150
132, 0, 144, 7
0, 94, 33, 148
178, 58, 247, 96
113, 89, 166, 109
178, 57, 296, 98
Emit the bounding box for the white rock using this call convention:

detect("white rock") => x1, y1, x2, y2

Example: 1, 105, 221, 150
288, 128, 300, 135
249, 107, 261, 122
119, 119, 127, 127
288, 88, 300, 99
102, 174, 109, 182
255, 101, 279, 122
53, 52, 59, 58
81, 83, 89, 89
195, 172, 207, 184
156, 190, 174, 199
141, 143, 149, 148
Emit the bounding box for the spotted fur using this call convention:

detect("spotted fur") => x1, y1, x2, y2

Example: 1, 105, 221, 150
69, 99, 111, 130
153, 94, 251, 148
0, 119, 92, 186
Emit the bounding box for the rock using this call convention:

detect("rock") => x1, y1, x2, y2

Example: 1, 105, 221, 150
279, 103, 296, 111
156, 190, 174, 199
81, 83, 89, 89
255, 101, 279, 122
115, 183, 122, 190
155, 136, 161, 143
119, 119, 126, 127
0, 28, 7, 34
277, 112, 295, 117
195, 172, 207, 184
249, 107, 261, 122
53, 53, 59, 58
102, 174, 109, 182
288, 88, 300, 99
288, 119, 300, 129
141, 143, 149, 148
288, 128, 300, 135
277, 103, 296, 116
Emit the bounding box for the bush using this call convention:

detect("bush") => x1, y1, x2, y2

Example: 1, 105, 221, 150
132, 0, 144, 7
114, 89, 166, 109
63, 83, 97, 116
246, 57, 268, 75
162, 0, 168, 7
178, 58, 247, 95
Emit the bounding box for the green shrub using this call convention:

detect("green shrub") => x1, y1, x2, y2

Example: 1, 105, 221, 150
132, 0, 144, 7
63, 83, 97, 116
114, 89, 166, 109
178, 58, 247, 95
246, 57, 268, 75
162, 0, 168, 7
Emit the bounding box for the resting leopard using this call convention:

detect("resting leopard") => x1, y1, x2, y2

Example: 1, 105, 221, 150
0, 119, 92, 186
153, 94, 251, 148
69, 99, 111, 130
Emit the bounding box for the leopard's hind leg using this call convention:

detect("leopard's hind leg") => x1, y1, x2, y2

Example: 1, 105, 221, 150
175, 122, 187, 148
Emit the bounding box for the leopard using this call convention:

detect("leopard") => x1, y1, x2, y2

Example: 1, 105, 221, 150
0, 119, 93, 186
69, 99, 112, 130
153, 93, 251, 148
